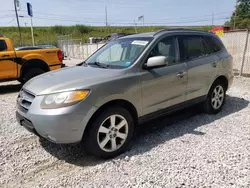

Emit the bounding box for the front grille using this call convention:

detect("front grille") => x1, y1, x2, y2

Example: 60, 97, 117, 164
17, 89, 35, 112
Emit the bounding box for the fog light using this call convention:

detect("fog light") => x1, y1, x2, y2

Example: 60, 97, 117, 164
47, 135, 57, 142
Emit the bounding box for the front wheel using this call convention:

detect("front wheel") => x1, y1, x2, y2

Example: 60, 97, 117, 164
204, 81, 226, 114
84, 107, 134, 158
22, 68, 45, 83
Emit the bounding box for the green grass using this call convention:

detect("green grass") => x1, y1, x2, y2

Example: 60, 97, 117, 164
0, 25, 214, 47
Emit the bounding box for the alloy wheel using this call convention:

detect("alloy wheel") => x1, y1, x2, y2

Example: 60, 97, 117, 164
97, 114, 129, 152
211, 85, 224, 109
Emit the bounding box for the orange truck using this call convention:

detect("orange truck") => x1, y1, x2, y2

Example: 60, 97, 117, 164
0, 36, 65, 83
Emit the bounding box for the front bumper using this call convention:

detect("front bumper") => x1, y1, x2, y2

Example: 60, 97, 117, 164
16, 95, 97, 144
16, 111, 39, 136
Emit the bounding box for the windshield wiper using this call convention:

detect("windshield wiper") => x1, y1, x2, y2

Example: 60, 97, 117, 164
88, 62, 108, 68
76, 61, 87, 66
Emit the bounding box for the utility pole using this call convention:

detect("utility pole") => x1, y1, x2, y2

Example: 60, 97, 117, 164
30, 16, 34, 46
27, 2, 35, 46
14, 0, 22, 46
234, 0, 238, 30
134, 20, 138, 33
105, 5, 108, 26
212, 12, 214, 26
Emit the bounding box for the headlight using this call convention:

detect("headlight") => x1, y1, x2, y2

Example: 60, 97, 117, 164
40, 90, 90, 109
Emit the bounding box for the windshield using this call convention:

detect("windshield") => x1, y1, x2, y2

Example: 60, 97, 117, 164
86, 37, 153, 68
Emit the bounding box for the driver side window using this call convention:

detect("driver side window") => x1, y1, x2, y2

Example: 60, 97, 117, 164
149, 37, 177, 65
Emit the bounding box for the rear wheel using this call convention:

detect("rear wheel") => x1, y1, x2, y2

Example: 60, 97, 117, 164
204, 80, 226, 114
21, 68, 45, 83
84, 107, 134, 158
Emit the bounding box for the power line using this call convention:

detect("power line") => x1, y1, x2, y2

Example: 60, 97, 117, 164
6, 17, 16, 25
16, 9, 231, 23
31, 16, 228, 25
54, 0, 233, 8
0, 14, 15, 19
6, 8, 231, 26
0, 10, 14, 14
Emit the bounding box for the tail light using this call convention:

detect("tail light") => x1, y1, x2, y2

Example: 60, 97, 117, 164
57, 50, 63, 63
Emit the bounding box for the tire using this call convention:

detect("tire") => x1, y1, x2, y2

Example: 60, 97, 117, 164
84, 107, 134, 159
204, 80, 226, 114
17, 77, 24, 83
23, 68, 45, 83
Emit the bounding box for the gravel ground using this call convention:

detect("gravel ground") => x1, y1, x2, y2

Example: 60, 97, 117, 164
0, 77, 250, 188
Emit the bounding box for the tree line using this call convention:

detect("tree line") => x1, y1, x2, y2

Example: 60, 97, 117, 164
225, 0, 250, 29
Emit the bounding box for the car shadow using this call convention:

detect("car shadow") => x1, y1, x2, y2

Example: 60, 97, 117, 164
0, 83, 22, 94
39, 96, 249, 167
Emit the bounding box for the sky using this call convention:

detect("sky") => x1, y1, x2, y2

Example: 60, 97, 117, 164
0, 0, 236, 27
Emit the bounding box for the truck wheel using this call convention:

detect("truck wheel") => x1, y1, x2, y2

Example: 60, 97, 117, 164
84, 107, 134, 159
23, 68, 45, 83
204, 80, 226, 114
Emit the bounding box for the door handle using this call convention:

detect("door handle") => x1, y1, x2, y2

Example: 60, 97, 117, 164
176, 71, 185, 78
2, 54, 10, 58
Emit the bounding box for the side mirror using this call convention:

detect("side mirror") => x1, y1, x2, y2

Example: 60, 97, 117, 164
145, 56, 167, 69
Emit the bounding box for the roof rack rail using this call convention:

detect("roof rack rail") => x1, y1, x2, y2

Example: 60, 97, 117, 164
153, 28, 210, 36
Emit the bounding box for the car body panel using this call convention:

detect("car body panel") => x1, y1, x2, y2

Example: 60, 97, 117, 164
139, 63, 187, 115
185, 54, 220, 100
16, 29, 234, 144
23, 66, 127, 95
0, 37, 63, 81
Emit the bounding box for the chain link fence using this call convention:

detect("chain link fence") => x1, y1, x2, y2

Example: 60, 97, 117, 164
57, 35, 105, 60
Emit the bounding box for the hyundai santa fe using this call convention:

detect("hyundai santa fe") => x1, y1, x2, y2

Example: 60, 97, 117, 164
16, 29, 234, 158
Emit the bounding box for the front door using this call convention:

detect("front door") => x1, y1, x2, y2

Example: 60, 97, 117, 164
140, 36, 187, 116
0, 40, 17, 79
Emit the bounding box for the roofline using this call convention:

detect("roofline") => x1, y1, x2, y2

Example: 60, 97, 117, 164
153, 28, 213, 36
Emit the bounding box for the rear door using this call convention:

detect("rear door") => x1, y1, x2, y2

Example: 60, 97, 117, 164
177, 35, 220, 101
0, 39, 17, 79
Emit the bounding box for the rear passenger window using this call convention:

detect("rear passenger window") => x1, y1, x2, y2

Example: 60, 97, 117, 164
204, 36, 223, 53
178, 36, 207, 61
0, 40, 7, 51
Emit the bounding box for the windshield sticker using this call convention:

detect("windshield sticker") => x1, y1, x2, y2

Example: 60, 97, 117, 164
131, 40, 149, 46
125, 62, 131, 67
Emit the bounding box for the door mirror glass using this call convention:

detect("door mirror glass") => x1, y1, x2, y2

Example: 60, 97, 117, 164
146, 56, 167, 68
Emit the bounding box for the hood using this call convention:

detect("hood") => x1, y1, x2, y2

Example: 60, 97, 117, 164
23, 66, 125, 95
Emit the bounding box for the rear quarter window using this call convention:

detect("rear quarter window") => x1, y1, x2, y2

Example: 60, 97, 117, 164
0, 40, 7, 51
204, 36, 224, 53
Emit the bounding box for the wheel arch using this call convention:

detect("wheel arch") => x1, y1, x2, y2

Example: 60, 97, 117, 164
82, 99, 138, 139
20, 59, 50, 79
210, 75, 229, 92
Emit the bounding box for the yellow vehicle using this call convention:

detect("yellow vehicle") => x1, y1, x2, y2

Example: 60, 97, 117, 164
0, 36, 65, 83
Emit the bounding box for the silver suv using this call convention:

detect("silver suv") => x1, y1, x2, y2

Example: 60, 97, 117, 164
16, 29, 233, 158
